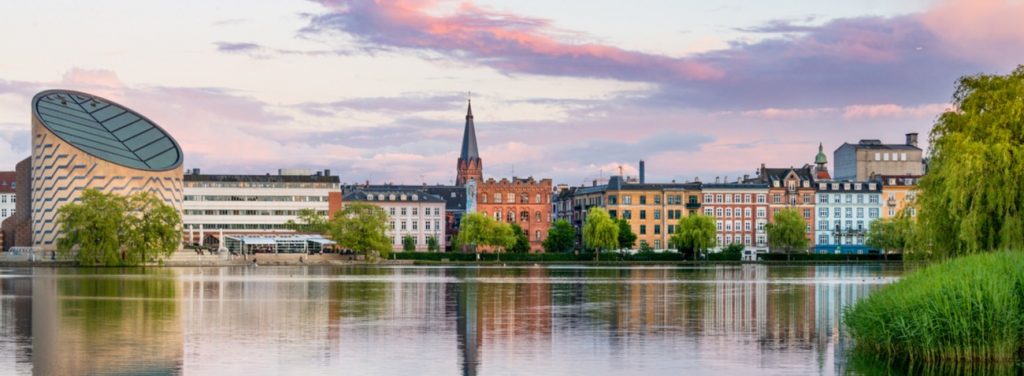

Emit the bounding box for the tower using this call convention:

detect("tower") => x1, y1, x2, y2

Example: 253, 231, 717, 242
814, 142, 831, 180
456, 100, 482, 185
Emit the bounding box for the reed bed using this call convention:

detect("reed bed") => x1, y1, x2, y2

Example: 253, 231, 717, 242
844, 252, 1024, 363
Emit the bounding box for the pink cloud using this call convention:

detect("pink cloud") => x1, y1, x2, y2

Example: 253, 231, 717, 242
307, 0, 723, 81
919, 0, 1024, 67
842, 103, 951, 120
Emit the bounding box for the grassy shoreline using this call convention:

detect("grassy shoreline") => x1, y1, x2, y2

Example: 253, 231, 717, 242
844, 252, 1024, 364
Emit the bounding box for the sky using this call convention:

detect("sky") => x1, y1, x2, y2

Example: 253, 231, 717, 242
1, 0, 1022, 186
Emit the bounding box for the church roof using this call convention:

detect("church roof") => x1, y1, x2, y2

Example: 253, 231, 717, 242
815, 142, 828, 164
459, 100, 479, 161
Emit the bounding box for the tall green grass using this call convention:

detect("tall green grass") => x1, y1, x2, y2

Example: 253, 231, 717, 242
844, 252, 1024, 363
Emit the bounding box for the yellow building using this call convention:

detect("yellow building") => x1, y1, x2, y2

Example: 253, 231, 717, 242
555, 176, 702, 250
879, 175, 920, 218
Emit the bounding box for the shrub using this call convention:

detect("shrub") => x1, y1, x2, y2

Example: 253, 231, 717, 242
844, 252, 1024, 363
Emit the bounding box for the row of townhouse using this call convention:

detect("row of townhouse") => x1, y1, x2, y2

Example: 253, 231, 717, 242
554, 136, 923, 255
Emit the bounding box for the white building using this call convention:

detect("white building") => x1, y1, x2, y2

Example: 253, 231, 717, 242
182, 169, 340, 247
0, 172, 15, 223
342, 189, 446, 252
814, 181, 882, 254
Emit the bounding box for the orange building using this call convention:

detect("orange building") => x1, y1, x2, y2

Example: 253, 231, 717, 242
455, 100, 552, 252
476, 177, 552, 252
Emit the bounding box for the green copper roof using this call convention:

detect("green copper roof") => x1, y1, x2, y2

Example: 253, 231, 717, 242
32, 90, 182, 171
815, 142, 828, 164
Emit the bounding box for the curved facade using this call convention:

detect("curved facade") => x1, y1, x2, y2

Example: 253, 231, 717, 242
29, 90, 184, 249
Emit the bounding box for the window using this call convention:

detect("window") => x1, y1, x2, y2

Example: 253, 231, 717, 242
888, 207, 895, 216
640, 210, 647, 220
745, 235, 752, 245
508, 193, 515, 203
773, 194, 781, 204
482, 195, 488, 204
704, 208, 713, 216
639, 195, 647, 205
401, 208, 407, 216
845, 194, 852, 204
803, 208, 811, 218
869, 195, 879, 204
716, 221, 723, 231
535, 194, 542, 203
715, 208, 723, 217
819, 207, 828, 218
725, 221, 732, 231
857, 194, 864, 204
803, 194, 811, 204
845, 208, 853, 218
654, 195, 661, 204
412, 221, 418, 230
725, 235, 732, 244
623, 210, 632, 219
536, 212, 542, 222
744, 208, 751, 218
744, 221, 751, 231
704, 194, 713, 203
818, 220, 828, 230
507, 211, 515, 222
401, 221, 407, 230
744, 194, 752, 203
536, 231, 542, 241
608, 195, 617, 205
623, 195, 632, 205
390, 221, 395, 230
495, 193, 502, 203
609, 210, 617, 218
654, 225, 661, 234
412, 207, 418, 216
495, 211, 501, 221
654, 240, 661, 249
756, 208, 766, 218
856, 208, 864, 218
389, 207, 396, 216
425, 221, 431, 230
654, 210, 661, 220
901, 152, 907, 161
725, 208, 732, 217
724, 194, 732, 203
819, 235, 829, 245
717, 194, 725, 203
757, 194, 766, 203
668, 225, 675, 234
819, 194, 828, 203
875, 152, 881, 161
639, 225, 647, 235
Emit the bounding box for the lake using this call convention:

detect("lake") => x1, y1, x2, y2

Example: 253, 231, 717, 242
0, 264, 908, 375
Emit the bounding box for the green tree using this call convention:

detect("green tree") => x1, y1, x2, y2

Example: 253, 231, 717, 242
402, 235, 416, 252
617, 219, 637, 250
638, 240, 653, 252
583, 207, 618, 261
915, 66, 1024, 258
284, 208, 331, 234
123, 192, 183, 265
543, 219, 577, 253
456, 213, 515, 253
865, 211, 914, 258
509, 223, 531, 253
332, 203, 391, 260
766, 208, 808, 260
426, 235, 440, 252
670, 214, 716, 260
56, 189, 181, 266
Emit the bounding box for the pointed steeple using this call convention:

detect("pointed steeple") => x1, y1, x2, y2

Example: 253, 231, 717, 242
460, 99, 479, 161
456, 98, 483, 186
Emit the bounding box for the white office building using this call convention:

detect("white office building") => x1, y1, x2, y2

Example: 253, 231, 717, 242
182, 168, 340, 247
814, 181, 882, 254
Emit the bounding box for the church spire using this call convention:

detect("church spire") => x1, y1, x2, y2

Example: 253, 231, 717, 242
460, 99, 479, 161
456, 98, 483, 185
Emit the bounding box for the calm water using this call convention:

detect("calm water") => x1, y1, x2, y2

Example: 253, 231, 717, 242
0, 264, 914, 375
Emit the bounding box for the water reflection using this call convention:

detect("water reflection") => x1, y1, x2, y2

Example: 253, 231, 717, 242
3, 264, 1011, 375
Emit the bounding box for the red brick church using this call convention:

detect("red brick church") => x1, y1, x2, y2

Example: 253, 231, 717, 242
456, 100, 552, 252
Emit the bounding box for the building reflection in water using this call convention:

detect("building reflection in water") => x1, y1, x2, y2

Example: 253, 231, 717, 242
0, 264, 916, 375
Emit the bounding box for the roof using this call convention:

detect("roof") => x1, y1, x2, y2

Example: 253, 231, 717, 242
815, 143, 828, 164
815, 180, 881, 193
184, 173, 340, 183
32, 90, 182, 171
760, 166, 815, 182
343, 189, 446, 203
345, 184, 466, 211
841, 140, 920, 151
459, 100, 479, 161
0, 171, 15, 193
701, 183, 769, 190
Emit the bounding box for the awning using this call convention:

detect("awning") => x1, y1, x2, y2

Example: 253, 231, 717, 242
239, 237, 276, 245
306, 238, 336, 245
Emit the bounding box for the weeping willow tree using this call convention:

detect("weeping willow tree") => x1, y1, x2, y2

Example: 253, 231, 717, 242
914, 66, 1024, 258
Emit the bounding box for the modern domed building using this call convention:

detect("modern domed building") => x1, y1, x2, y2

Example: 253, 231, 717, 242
1, 89, 184, 251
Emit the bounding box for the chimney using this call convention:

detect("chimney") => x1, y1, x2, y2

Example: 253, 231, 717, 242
324, 169, 331, 176
906, 133, 918, 147
639, 160, 646, 184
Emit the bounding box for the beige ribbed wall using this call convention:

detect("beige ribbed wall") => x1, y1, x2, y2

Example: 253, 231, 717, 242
30, 116, 183, 250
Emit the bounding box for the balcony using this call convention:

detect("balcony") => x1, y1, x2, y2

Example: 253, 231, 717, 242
685, 202, 701, 210
886, 199, 897, 207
